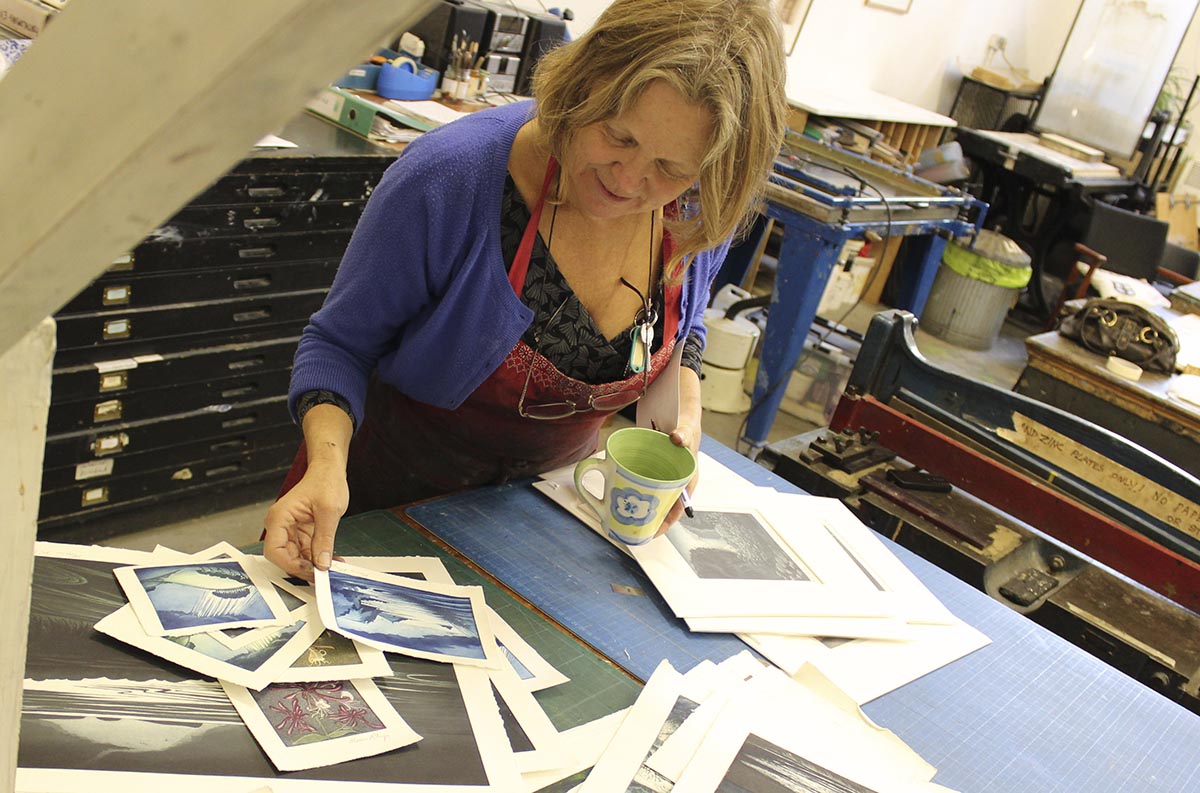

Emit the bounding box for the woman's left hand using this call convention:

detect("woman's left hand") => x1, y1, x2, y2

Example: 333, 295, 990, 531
657, 423, 700, 535
655, 366, 704, 536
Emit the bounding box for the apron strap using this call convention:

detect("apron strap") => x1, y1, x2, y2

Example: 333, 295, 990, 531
508, 158, 559, 295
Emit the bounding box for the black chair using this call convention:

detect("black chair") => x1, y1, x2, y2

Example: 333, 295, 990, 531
1161, 241, 1200, 282
1047, 200, 1171, 328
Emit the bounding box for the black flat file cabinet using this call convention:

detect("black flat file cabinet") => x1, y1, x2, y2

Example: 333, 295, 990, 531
40, 113, 398, 539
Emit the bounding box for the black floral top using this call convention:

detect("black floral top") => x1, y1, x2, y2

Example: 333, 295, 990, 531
501, 173, 704, 385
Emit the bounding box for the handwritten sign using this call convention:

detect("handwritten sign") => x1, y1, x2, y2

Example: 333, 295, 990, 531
999, 412, 1200, 543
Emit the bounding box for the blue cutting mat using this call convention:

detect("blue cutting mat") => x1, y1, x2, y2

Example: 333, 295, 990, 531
405, 437, 1200, 793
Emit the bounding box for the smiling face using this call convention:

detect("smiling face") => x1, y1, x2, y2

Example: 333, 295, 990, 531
558, 79, 713, 222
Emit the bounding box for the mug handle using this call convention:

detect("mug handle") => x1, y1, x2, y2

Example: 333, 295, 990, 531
573, 457, 606, 522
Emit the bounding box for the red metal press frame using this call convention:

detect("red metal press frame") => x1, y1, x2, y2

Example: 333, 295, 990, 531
830, 393, 1200, 615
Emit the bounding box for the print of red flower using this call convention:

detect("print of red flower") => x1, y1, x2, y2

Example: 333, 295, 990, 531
329, 702, 385, 731
269, 697, 317, 736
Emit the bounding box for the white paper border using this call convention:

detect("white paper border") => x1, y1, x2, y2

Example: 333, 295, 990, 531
220, 677, 422, 772
114, 557, 292, 636
315, 561, 503, 669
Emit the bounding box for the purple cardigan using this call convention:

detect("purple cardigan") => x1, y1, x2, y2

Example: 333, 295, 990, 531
289, 100, 730, 428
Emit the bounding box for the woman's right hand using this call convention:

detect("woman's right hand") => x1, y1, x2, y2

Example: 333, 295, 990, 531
263, 459, 349, 580
264, 402, 354, 580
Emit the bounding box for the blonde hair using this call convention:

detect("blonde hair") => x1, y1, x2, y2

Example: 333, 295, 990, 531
532, 0, 788, 275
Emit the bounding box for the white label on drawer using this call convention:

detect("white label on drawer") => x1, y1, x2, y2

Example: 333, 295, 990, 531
75, 459, 114, 481
94, 358, 138, 373
349, 68, 367, 77
133, 354, 164, 364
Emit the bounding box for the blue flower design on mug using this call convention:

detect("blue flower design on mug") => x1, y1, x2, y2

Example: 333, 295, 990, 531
611, 488, 659, 526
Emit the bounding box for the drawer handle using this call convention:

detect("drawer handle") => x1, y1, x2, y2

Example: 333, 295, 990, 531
98, 371, 128, 393
108, 253, 134, 272
206, 463, 243, 478
103, 318, 131, 340
222, 415, 258, 429
233, 276, 272, 291
210, 438, 249, 452
81, 486, 109, 507
91, 432, 130, 456
237, 246, 276, 260
103, 284, 131, 306
232, 308, 271, 323
93, 399, 123, 423
227, 355, 265, 371
247, 186, 286, 198
220, 384, 258, 399
243, 217, 281, 230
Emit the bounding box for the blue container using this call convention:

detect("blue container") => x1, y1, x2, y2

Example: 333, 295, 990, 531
376, 60, 439, 101
335, 63, 380, 91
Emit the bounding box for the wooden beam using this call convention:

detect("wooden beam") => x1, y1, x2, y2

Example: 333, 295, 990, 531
0, 2, 435, 790
0, 320, 53, 792
0, 0, 435, 354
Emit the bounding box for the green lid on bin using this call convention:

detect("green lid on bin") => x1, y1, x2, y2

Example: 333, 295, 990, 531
942, 230, 1032, 289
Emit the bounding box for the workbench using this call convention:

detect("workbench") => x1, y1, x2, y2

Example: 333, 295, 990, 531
1016, 329, 1200, 478
21, 437, 1200, 791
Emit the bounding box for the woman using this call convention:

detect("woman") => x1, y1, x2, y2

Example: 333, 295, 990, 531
264, 0, 788, 579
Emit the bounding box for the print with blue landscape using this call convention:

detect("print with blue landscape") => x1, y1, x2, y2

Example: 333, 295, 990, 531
328, 571, 486, 660
135, 561, 273, 631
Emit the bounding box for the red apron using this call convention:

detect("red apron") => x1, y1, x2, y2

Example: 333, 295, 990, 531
280, 161, 681, 514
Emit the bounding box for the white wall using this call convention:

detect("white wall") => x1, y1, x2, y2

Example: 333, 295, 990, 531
560, 0, 1200, 166
789, 0, 1078, 117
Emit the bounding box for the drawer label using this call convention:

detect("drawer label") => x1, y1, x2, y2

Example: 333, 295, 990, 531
75, 459, 115, 481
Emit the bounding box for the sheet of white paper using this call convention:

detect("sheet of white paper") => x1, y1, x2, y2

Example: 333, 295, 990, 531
94, 603, 323, 691
315, 561, 503, 669
489, 665, 567, 773
114, 556, 292, 636
626, 501, 900, 619
578, 660, 686, 793
517, 710, 629, 793
772, 493, 958, 626
220, 676, 422, 772
491, 610, 571, 693
743, 618, 991, 705
340, 556, 570, 691
254, 133, 297, 148
35, 541, 159, 565
670, 665, 941, 793
684, 613, 914, 640
646, 654, 773, 782
384, 98, 468, 126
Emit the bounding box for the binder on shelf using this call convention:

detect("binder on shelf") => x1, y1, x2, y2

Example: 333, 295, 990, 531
306, 85, 437, 139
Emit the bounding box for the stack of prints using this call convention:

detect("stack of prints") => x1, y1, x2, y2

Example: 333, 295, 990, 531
535, 451, 991, 704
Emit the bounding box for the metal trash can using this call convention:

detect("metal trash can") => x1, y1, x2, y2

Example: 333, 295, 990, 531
921, 230, 1032, 350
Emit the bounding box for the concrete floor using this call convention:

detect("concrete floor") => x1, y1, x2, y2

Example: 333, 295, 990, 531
97, 300, 1030, 553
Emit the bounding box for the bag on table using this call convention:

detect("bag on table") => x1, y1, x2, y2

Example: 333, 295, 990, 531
1058, 298, 1179, 374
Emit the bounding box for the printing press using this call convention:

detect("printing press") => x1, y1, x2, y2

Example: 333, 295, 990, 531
758, 310, 1200, 714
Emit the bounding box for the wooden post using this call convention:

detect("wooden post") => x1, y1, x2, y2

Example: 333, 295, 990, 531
0, 320, 53, 793
0, 2, 435, 789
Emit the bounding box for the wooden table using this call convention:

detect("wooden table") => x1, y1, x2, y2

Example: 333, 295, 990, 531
1016, 330, 1200, 477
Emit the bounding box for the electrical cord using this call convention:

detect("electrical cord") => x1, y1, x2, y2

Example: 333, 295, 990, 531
732, 162, 894, 457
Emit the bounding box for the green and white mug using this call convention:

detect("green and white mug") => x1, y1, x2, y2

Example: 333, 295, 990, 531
573, 427, 697, 545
